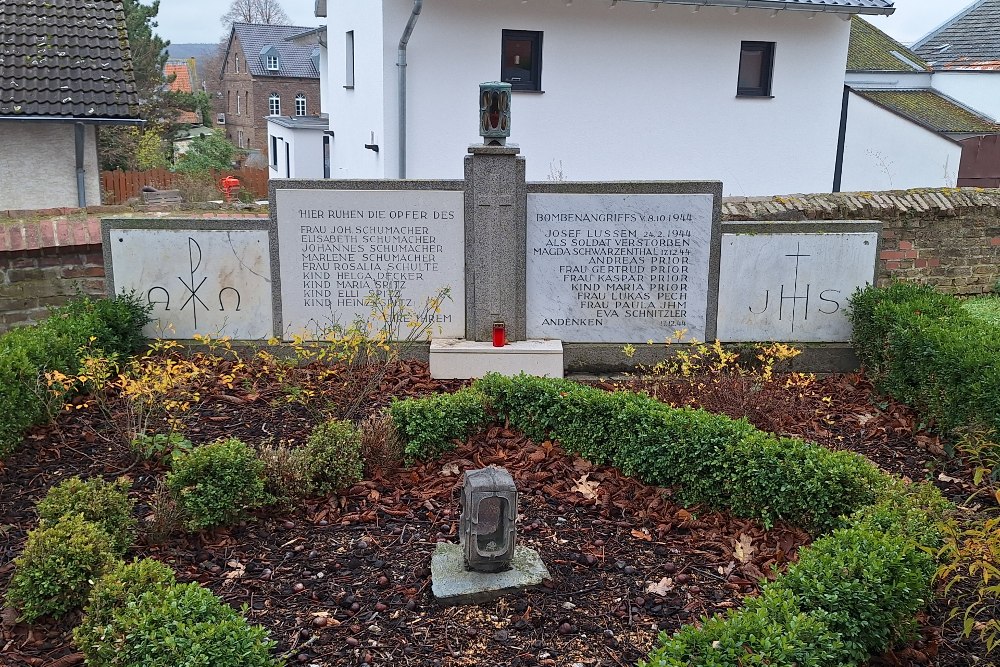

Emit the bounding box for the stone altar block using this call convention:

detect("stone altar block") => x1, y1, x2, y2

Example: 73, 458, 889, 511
103, 220, 273, 339
717, 221, 881, 342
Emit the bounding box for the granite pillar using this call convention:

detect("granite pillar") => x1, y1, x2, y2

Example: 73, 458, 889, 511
464, 145, 527, 342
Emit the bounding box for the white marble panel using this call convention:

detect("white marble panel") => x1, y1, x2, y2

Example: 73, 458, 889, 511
717, 232, 878, 342
275, 189, 465, 339
526, 193, 714, 342
109, 229, 272, 339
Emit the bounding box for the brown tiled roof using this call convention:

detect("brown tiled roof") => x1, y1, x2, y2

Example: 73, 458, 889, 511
0, 0, 139, 119
165, 61, 200, 124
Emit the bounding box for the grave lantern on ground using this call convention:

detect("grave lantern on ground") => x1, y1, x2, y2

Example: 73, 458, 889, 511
479, 82, 512, 146
460, 466, 517, 572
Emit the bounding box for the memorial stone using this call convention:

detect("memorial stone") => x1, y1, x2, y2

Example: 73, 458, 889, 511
103, 222, 273, 339
526, 192, 717, 342
274, 188, 465, 339
717, 226, 879, 342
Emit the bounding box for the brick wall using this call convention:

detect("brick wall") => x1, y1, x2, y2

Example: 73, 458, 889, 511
0, 211, 270, 334
722, 189, 1000, 295
0, 217, 105, 332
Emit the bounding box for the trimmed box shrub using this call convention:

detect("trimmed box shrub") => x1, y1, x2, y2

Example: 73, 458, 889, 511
77, 578, 280, 667
166, 438, 269, 531
849, 283, 1000, 434
302, 418, 364, 494
389, 386, 489, 460
36, 476, 137, 555
5, 514, 119, 622
74, 558, 178, 663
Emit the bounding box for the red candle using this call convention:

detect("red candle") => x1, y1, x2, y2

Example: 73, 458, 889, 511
492, 321, 506, 347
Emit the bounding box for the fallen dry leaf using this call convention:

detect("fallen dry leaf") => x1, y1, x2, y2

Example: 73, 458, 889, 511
645, 576, 674, 596
630, 528, 652, 541
733, 533, 756, 564
441, 462, 460, 476
572, 473, 600, 500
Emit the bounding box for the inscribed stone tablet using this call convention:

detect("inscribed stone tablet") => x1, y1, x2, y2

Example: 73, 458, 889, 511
717, 232, 878, 342
526, 193, 713, 342
109, 229, 272, 339
275, 189, 464, 339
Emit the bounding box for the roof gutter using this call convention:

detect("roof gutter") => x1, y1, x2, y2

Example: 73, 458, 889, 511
616, 0, 894, 16
397, 0, 424, 179
0, 116, 144, 124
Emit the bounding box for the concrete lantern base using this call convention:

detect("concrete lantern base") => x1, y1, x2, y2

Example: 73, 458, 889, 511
430, 543, 550, 605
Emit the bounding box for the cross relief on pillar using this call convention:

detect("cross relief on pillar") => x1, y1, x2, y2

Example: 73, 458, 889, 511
475, 170, 515, 317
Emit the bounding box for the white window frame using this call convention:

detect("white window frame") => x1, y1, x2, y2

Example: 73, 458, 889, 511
269, 93, 280, 116
235, 53, 240, 73
236, 91, 242, 115
266, 54, 279, 71
295, 94, 307, 116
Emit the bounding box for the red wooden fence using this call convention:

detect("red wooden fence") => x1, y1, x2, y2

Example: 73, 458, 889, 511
100, 168, 270, 204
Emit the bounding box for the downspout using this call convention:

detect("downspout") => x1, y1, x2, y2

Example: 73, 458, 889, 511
832, 85, 850, 193
397, 0, 423, 179
75, 122, 87, 207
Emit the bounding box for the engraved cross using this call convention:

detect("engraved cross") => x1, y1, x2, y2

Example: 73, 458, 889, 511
476, 173, 514, 316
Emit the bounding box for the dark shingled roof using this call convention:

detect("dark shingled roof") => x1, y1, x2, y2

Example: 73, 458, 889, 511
231, 23, 320, 79
0, 0, 139, 119
912, 0, 1000, 70
853, 89, 1000, 134
848, 17, 930, 71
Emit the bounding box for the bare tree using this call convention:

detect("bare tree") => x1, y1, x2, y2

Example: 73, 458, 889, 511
221, 0, 290, 29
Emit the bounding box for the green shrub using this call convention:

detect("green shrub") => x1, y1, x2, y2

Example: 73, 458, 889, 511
166, 438, 269, 531
642, 589, 843, 667
770, 527, 935, 663
76, 581, 279, 667
6, 514, 119, 622
37, 476, 137, 554
0, 293, 150, 458
725, 434, 887, 533
848, 283, 1000, 434
389, 387, 489, 459
848, 480, 950, 550
74, 558, 177, 662
131, 431, 194, 460
302, 418, 364, 494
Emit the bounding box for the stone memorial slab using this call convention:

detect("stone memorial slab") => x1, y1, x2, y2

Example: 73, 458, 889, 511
275, 189, 465, 339
717, 230, 879, 342
105, 225, 273, 339
526, 193, 715, 342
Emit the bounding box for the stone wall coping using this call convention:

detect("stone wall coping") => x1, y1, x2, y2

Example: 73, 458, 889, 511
0, 211, 269, 253
722, 187, 1000, 221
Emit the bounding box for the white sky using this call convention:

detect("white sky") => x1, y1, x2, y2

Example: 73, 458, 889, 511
154, 0, 976, 47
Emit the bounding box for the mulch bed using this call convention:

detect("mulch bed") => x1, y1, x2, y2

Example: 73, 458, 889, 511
0, 359, 991, 666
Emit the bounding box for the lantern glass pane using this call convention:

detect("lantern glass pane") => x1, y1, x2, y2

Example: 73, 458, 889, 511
475, 497, 508, 554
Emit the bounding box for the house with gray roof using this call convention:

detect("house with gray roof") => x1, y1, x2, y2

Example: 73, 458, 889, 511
840, 15, 1000, 190
220, 23, 323, 163
911, 0, 1000, 125
0, 0, 141, 210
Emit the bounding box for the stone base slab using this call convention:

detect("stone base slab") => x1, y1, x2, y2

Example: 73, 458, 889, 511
429, 339, 563, 379
430, 543, 550, 605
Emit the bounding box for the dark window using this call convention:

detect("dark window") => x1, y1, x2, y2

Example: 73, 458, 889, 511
737, 41, 775, 97
271, 136, 279, 167
501, 30, 542, 92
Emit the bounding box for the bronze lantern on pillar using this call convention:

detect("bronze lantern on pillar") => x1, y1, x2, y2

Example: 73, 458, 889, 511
460, 466, 517, 572
479, 82, 512, 146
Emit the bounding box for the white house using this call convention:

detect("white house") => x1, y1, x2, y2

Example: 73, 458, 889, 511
0, 0, 141, 210
840, 15, 1000, 191
267, 114, 331, 178
312, 0, 895, 196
